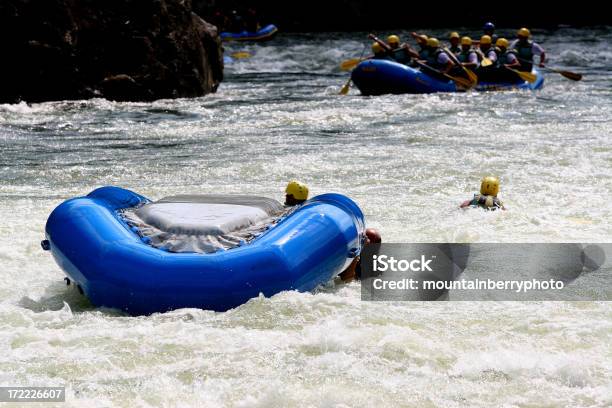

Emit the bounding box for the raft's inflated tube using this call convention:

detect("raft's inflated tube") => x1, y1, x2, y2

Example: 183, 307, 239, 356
351, 59, 544, 95
220, 24, 278, 42
45, 186, 365, 314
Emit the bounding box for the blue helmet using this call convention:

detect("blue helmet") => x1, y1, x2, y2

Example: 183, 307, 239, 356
483, 22, 495, 32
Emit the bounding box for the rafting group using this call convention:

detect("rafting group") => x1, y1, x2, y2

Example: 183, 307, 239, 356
343, 23, 581, 95
380, 25, 542, 80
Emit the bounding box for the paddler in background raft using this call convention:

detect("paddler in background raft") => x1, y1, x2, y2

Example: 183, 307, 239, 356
420, 38, 455, 73
449, 32, 461, 54
475, 35, 498, 81
411, 33, 430, 60
285, 180, 309, 206
457, 36, 479, 70
386, 35, 415, 64
371, 42, 391, 60
511, 28, 546, 71
482, 22, 498, 44
460, 176, 506, 211
493, 38, 522, 81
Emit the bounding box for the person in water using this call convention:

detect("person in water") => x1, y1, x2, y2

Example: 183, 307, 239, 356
510, 28, 546, 72
285, 180, 309, 206
449, 32, 461, 54
460, 176, 506, 211
457, 36, 478, 70
339, 227, 383, 282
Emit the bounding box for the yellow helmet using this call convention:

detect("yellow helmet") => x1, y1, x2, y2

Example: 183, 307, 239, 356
449, 31, 460, 39
461, 36, 472, 46
480, 35, 492, 45
387, 35, 400, 45
496, 38, 509, 48
286, 180, 309, 201
416, 34, 428, 45
427, 37, 440, 48
517, 27, 531, 38
480, 176, 500, 196
372, 42, 383, 53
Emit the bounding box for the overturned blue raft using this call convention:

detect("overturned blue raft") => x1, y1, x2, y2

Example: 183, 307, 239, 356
220, 24, 278, 42
44, 186, 365, 314
351, 59, 544, 95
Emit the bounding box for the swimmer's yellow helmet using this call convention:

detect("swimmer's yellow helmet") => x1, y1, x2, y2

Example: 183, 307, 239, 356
449, 32, 460, 39
480, 35, 492, 45
372, 42, 384, 53
480, 176, 500, 196
286, 180, 309, 201
461, 36, 472, 46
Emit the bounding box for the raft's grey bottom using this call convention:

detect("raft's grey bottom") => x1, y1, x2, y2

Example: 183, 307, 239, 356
121, 195, 288, 253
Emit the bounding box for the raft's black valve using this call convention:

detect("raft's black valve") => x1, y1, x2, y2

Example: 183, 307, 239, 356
41, 240, 50, 251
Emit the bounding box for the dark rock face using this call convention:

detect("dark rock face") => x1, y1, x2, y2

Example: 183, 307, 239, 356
0, 0, 223, 103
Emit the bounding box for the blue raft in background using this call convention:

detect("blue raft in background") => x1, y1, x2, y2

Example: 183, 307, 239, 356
351, 59, 544, 95
44, 187, 365, 315
220, 24, 278, 42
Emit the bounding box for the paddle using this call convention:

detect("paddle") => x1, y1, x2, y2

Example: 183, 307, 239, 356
517, 57, 582, 81
340, 57, 368, 71
231, 51, 252, 59
473, 49, 493, 67
414, 60, 474, 90
505, 67, 537, 83
340, 43, 368, 95
442, 47, 478, 87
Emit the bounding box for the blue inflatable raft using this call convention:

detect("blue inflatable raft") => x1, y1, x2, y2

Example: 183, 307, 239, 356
220, 24, 278, 42
43, 187, 365, 314
351, 59, 544, 95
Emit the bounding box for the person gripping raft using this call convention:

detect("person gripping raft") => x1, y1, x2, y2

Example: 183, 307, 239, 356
285, 180, 309, 206
460, 176, 506, 211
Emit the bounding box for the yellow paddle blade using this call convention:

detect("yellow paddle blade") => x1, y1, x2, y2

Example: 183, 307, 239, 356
480, 58, 493, 67
464, 69, 478, 85
339, 78, 351, 95
231, 51, 252, 59
512, 69, 537, 83
340, 58, 361, 71
448, 75, 473, 90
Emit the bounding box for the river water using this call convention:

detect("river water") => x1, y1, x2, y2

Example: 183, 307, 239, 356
1, 28, 611, 406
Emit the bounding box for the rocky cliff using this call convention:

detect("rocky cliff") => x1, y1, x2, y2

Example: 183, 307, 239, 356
0, 0, 223, 103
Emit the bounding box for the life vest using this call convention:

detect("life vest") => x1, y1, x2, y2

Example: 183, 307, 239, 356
498, 49, 517, 66
470, 194, 503, 210
426, 48, 446, 69
391, 47, 412, 64
515, 40, 534, 70
419, 48, 430, 60
457, 48, 476, 63
449, 45, 461, 55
